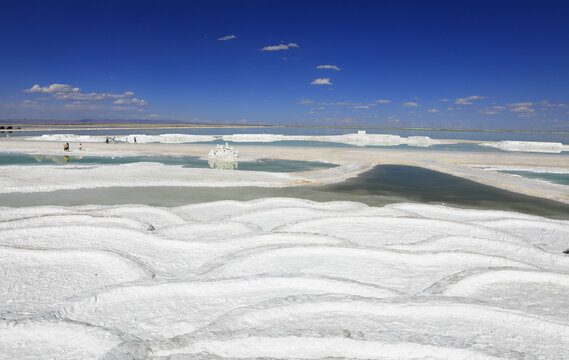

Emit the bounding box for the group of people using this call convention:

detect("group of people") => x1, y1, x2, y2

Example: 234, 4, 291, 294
63, 142, 83, 152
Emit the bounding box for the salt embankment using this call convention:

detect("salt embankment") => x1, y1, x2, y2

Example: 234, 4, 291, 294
481, 140, 569, 153
0, 161, 370, 193
25, 132, 451, 147
1, 198, 569, 359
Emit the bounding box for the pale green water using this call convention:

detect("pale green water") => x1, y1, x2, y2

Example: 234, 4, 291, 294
3, 165, 569, 219
499, 170, 569, 186
0, 153, 337, 173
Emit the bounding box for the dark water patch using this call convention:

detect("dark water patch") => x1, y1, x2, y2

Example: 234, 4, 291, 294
322, 165, 569, 219
2, 165, 569, 219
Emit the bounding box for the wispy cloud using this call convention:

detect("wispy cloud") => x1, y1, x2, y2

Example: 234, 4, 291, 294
353, 105, 368, 109
539, 100, 568, 107
427, 108, 439, 113
24, 84, 80, 94
480, 105, 506, 115
508, 102, 533, 107
21, 82, 148, 117
114, 98, 147, 105
510, 106, 535, 113
402, 101, 420, 107
439, 98, 450, 102
311, 78, 332, 85
23, 83, 137, 102
317, 65, 340, 71
260, 43, 299, 51
54, 91, 134, 101
218, 34, 236, 41
298, 99, 315, 105
374, 99, 391, 104
509, 100, 568, 109
455, 95, 487, 105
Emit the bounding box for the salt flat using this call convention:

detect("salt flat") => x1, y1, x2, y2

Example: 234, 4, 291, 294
1, 137, 569, 359
1, 138, 569, 203
1, 199, 569, 359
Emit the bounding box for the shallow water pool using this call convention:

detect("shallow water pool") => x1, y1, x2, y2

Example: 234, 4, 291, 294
0, 153, 337, 173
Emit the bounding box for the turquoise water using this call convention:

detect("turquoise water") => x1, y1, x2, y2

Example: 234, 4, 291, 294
7, 126, 569, 143
2, 165, 568, 219
0, 153, 337, 173
499, 170, 569, 186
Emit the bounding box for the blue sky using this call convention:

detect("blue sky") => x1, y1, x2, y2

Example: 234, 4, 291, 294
1, 0, 568, 130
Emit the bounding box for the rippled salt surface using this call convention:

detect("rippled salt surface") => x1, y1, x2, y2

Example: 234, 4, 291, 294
1, 198, 569, 359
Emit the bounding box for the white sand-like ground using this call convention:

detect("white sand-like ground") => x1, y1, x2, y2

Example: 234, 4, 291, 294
1, 199, 569, 359
2, 135, 569, 359
1, 138, 569, 203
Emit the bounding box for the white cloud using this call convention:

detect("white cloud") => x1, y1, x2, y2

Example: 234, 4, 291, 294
491, 105, 506, 110
54, 91, 134, 101
311, 78, 332, 85
375, 99, 391, 104
403, 101, 420, 107
24, 84, 80, 94
439, 98, 450, 102
455, 95, 487, 105
427, 108, 439, 113
537, 100, 568, 107
353, 105, 368, 109
114, 98, 148, 105
298, 99, 315, 105
24, 83, 137, 103
481, 110, 500, 115
218, 34, 236, 41
508, 102, 533, 107
260, 43, 299, 51
510, 106, 535, 113
317, 65, 340, 71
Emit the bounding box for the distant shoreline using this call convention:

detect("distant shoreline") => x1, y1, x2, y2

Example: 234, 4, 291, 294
1, 123, 568, 135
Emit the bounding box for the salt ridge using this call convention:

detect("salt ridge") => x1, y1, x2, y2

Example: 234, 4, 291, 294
480, 140, 569, 153
25, 132, 451, 147
1, 199, 569, 359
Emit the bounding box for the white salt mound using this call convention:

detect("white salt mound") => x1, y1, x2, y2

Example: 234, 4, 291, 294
481, 140, 569, 153
1, 199, 569, 359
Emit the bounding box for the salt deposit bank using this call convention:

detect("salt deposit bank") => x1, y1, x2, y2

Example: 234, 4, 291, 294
1, 136, 569, 359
